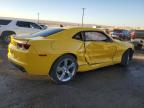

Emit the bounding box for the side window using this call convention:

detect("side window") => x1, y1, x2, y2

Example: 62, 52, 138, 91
84, 32, 108, 41
0, 20, 12, 25
30, 22, 42, 29
16, 21, 30, 28
73, 32, 83, 41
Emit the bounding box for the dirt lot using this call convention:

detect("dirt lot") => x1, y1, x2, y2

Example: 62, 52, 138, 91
0, 42, 144, 108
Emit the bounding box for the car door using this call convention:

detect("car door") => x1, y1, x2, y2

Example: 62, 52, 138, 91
84, 31, 117, 65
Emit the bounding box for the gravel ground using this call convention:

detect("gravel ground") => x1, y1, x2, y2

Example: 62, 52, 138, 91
0, 43, 144, 108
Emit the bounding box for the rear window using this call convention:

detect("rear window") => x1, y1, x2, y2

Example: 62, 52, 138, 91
31, 28, 65, 37
0, 20, 12, 25
113, 30, 123, 33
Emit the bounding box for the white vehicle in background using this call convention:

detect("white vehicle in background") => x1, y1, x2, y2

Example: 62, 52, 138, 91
0, 19, 44, 43
40, 24, 48, 30
131, 39, 144, 50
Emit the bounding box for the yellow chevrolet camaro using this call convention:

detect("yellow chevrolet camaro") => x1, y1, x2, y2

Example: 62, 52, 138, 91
8, 28, 134, 83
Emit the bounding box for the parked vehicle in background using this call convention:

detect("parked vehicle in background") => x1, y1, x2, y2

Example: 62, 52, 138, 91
130, 30, 144, 50
130, 30, 144, 39
112, 29, 130, 41
111, 35, 123, 41
0, 19, 44, 43
40, 24, 48, 30
131, 39, 143, 50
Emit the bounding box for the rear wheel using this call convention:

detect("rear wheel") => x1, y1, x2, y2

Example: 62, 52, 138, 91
50, 55, 77, 84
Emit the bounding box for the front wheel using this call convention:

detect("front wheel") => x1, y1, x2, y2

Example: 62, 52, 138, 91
120, 50, 130, 66
50, 55, 78, 84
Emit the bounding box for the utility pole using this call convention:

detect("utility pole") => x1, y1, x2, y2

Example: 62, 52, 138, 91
82, 8, 86, 27
38, 12, 40, 24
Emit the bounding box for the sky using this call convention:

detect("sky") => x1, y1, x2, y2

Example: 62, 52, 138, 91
0, 0, 144, 27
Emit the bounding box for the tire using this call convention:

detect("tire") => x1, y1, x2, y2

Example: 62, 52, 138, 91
120, 50, 130, 66
1, 31, 15, 44
49, 55, 78, 84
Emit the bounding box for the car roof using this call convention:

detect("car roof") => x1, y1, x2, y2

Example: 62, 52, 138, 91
0, 18, 38, 23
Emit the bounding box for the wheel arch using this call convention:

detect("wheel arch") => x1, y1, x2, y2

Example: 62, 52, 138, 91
122, 48, 134, 61
1, 30, 16, 37
49, 53, 78, 83
52, 53, 78, 65
49, 53, 77, 74
61, 53, 77, 60
128, 48, 134, 60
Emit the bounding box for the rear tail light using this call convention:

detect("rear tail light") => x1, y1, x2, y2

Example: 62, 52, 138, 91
23, 44, 30, 49
17, 43, 23, 48
17, 43, 31, 50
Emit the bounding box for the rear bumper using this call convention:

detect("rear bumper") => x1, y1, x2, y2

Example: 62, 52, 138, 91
8, 53, 27, 73
9, 59, 26, 73
8, 51, 59, 76
8, 43, 65, 76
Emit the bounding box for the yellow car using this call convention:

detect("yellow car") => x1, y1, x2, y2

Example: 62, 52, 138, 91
8, 28, 134, 83
0, 59, 1, 62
